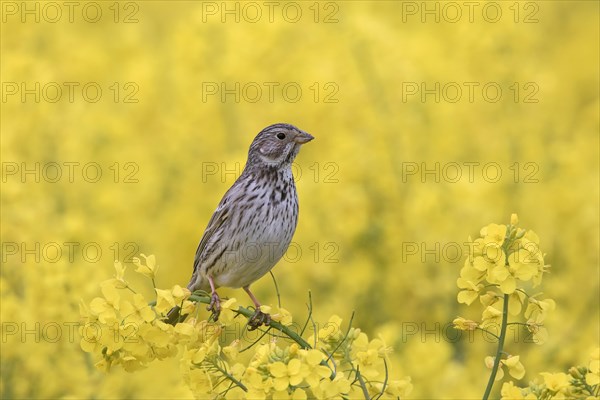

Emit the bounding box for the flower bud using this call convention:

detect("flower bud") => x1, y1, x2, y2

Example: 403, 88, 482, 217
569, 366, 583, 379
510, 214, 519, 226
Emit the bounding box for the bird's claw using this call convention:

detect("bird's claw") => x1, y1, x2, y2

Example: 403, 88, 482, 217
207, 292, 221, 321
248, 310, 271, 331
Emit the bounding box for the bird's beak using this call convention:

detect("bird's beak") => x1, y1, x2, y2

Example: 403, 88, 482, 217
294, 131, 314, 144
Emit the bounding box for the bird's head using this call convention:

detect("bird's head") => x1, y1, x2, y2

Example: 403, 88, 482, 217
247, 123, 314, 170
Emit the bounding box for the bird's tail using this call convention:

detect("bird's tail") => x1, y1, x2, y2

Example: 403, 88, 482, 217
164, 305, 186, 325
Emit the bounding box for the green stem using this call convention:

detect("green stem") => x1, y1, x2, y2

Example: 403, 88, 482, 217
211, 360, 248, 392
124, 284, 137, 294
326, 311, 355, 363
356, 368, 371, 400
239, 327, 272, 353
300, 291, 313, 336
373, 358, 389, 400
482, 294, 509, 400
269, 271, 282, 308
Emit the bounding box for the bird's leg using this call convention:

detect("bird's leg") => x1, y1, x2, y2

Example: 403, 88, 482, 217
244, 285, 262, 309
244, 285, 271, 330
206, 276, 221, 321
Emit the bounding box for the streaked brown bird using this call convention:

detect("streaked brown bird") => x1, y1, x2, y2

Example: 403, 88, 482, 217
166, 123, 314, 329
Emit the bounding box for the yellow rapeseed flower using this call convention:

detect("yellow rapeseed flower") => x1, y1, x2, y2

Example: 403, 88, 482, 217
482, 306, 503, 328
89, 281, 121, 323
222, 340, 240, 361
526, 322, 549, 345
484, 356, 502, 380
481, 223, 508, 246
132, 254, 159, 280
244, 366, 273, 399
154, 288, 176, 314
172, 285, 191, 302
525, 298, 556, 324
312, 376, 351, 399
500, 381, 535, 399
479, 291, 502, 308
270, 307, 293, 326
453, 317, 478, 331
457, 277, 483, 305
319, 315, 343, 340
219, 298, 239, 325
507, 249, 539, 282
112, 261, 128, 288
186, 367, 214, 396
504, 355, 526, 379
540, 372, 570, 394
269, 359, 306, 391
477, 243, 506, 272
508, 291, 526, 316
139, 323, 172, 349
300, 349, 330, 387
489, 263, 517, 294
174, 321, 198, 344
373, 377, 413, 398
120, 356, 146, 372
120, 293, 155, 325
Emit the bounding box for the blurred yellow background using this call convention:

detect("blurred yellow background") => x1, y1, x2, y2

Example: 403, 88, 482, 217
1, 1, 598, 398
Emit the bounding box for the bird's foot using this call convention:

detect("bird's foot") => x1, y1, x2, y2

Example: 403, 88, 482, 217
207, 292, 221, 321
248, 309, 271, 331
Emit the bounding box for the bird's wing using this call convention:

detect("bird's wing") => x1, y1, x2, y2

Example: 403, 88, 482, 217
192, 200, 231, 274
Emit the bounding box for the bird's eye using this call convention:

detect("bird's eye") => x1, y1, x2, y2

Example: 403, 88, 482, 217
276, 132, 286, 140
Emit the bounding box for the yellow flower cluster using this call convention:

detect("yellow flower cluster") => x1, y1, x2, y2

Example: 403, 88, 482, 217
455, 214, 554, 344
79, 256, 194, 372
453, 215, 600, 400
458, 214, 549, 297
501, 348, 599, 399
79, 259, 412, 399
233, 314, 412, 399
453, 215, 559, 398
